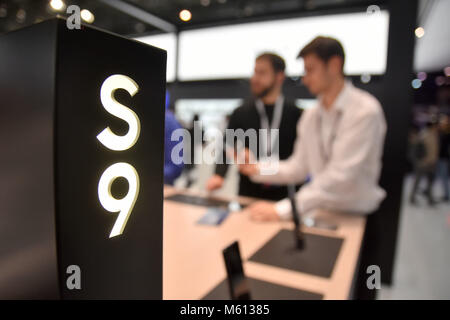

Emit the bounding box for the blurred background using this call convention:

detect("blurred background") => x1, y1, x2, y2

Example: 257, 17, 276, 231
1, 0, 449, 299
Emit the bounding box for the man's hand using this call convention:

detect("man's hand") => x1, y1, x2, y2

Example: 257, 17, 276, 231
237, 148, 259, 177
206, 174, 224, 191
244, 201, 280, 222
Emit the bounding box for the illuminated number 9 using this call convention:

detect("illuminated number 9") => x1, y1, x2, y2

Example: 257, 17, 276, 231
97, 74, 141, 238
98, 163, 139, 238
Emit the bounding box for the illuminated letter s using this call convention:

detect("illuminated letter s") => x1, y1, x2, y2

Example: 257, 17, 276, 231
97, 74, 140, 151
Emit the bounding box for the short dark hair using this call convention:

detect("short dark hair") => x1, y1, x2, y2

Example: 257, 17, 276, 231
256, 52, 286, 74
298, 36, 345, 72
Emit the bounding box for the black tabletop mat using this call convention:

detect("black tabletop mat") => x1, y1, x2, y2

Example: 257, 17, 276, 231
249, 229, 343, 278
165, 193, 248, 209
202, 277, 323, 300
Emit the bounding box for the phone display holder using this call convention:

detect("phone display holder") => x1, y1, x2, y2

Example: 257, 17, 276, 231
249, 229, 343, 278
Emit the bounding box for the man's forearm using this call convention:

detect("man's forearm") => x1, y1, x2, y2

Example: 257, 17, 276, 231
250, 159, 307, 185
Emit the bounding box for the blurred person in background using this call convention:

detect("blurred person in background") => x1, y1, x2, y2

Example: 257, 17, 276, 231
181, 114, 204, 187
237, 36, 386, 221
206, 53, 302, 200
436, 87, 450, 201
437, 114, 450, 201
409, 119, 439, 205
164, 91, 184, 185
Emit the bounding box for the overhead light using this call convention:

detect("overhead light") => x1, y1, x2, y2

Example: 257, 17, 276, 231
50, 0, 65, 11
411, 78, 422, 89
200, 0, 210, 6
415, 27, 425, 38
417, 71, 427, 81
179, 9, 192, 22
81, 9, 95, 23
444, 67, 450, 77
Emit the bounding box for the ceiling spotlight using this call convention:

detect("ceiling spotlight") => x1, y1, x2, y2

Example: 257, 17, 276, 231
81, 9, 95, 23
179, 9, 192, 22
411, 79, 422, 89
200, 0, 211, 6
444, 67, 450, 77
417, 72, 427, 81
50, 0, 65, 11
415, 27, 425, 38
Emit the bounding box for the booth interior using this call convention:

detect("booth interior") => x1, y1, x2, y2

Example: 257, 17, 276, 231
0, 0, 449, 300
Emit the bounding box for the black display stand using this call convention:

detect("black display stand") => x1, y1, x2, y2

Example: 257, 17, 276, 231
249, 229, 343, 278
203, 277, 323, 300
0, 19, 166, 299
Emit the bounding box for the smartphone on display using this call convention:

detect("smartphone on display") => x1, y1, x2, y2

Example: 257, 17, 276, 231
197, 207, 230, 226
222, 241, 251, 300
288, 184, 305, 250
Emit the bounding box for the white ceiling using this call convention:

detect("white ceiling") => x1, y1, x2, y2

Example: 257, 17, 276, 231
414, 0, 450, 72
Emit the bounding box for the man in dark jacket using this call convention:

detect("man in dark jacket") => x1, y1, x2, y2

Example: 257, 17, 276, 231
206, 53, 302, 200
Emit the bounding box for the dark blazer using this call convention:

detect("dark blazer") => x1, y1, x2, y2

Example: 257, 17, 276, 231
215, 98, 303, 201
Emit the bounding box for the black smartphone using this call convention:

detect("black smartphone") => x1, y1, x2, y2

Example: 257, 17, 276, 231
288, 184, 305, 250
222, 241, 251, 300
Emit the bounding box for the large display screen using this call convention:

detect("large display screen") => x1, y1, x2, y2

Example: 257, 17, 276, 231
178, 10, 389, 80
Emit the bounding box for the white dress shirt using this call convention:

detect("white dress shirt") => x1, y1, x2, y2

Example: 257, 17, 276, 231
251, 81, 387, 219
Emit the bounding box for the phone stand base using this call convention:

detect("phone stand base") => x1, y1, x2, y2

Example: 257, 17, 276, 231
249, 229, 343, 278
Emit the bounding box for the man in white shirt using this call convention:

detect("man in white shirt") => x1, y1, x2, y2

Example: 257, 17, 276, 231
239, 36, 387, 221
